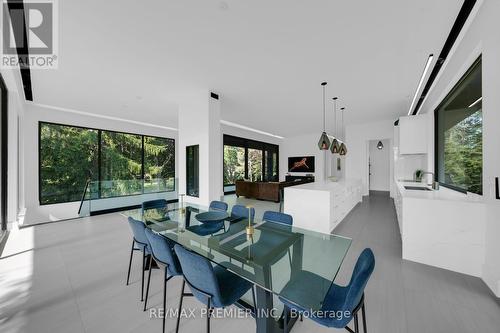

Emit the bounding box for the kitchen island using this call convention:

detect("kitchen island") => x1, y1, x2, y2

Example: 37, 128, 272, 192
283, 179, 362, 234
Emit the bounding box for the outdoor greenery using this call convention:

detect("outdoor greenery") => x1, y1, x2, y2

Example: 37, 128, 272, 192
248, 148, 263, 181
40, 123, 175, 205
223, 144, 277, 186
223, 145, 245, 185
40, 124, 99, 204
443, 110, 482, 194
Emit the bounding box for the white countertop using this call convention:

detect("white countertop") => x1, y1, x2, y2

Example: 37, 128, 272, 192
396, 180, 483, 203
286, 179, 362, 192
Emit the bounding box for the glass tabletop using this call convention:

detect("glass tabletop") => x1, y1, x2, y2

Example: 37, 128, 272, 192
122, 202, 352, 311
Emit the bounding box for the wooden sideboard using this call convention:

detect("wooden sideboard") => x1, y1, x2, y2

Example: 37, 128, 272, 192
235, 177, 314, 202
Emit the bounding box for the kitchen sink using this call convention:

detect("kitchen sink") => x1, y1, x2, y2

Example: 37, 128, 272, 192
404, 186, 432, 191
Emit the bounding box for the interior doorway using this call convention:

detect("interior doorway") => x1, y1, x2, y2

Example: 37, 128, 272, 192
368, 139, 390, 194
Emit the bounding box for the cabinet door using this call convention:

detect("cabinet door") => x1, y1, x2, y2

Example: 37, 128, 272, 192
399, 115, 427, 154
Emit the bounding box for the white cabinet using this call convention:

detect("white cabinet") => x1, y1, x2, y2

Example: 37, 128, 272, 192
398, 115, 427, 154
284, 180, 362, 234
394, 185, 403, 236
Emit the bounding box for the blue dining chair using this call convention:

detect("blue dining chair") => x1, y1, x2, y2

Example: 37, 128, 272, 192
227, 204, 255, 223
263, 211, 293, 225
209, 200, 228, 212
209, 200, 229, 232
144, 228, 183, 333
280, 248, 375, 333
142, 199, 168, 211
173, 244, 255, 333
126, 217, 152, 302
262, 211, 294, 266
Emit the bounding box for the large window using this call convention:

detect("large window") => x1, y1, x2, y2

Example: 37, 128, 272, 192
186, 145, 199, 197
39, 122, 175, 205
223, 135, 279, 193
144, 136, 175, 193
223, 145, 245, 186
40, 124, 99, 204
435, 57, 482, 195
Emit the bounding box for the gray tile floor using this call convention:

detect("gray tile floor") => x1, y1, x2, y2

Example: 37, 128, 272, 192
0, 195, 498, 333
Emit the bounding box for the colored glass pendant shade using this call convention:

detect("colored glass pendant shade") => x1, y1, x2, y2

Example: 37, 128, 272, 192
330, 137, 340, 154
318, 131, 331, 150
339, 142, 347, 156
377, 141, 384, 150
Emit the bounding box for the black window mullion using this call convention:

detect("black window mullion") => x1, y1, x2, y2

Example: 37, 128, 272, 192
244, 147, 249, 180
97, 130, 102, 199
141, 136, 145, 193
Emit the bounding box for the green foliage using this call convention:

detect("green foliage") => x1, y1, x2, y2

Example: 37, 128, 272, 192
443, 110, 482, 194
40, 123, 175, 204
223, 145, 245, 185
40, 124, 98, 204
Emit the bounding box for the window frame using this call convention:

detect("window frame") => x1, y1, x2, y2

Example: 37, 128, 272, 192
222, 134, 279, 193
38, 121, 176, 205
433, 56, 482, 195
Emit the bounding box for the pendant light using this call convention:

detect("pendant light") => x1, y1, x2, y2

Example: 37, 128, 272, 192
377, 141, 384, 150
330, 97, 341, 154
339, 107, 348, 156
317, 82, 331, 150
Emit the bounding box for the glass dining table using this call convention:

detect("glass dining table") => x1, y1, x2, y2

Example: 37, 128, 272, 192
123, 202, 352, 333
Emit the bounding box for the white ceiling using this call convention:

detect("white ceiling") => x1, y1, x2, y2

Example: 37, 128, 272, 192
30, 0, 462, 137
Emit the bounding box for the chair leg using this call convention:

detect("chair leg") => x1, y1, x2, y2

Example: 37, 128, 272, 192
251, 286, 257, 316
354, 313, 359, 333
175, 280, 185, 333
283, 305, 288, 333
206, 298, 211, 333
126, 240, 134, 285
141, 251, 146, 301
287, 250, 292, 267
143, 256, 153, 311
163, 269, 168, 333
361, 303, 367, 333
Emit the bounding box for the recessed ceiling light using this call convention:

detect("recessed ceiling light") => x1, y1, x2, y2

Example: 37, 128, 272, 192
468, 97, 482, 108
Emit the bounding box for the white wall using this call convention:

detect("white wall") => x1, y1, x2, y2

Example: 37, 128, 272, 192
21, 103, 178, 224
417, 0, 500, 296
178, 91, 222, 206
345, 120, 394, 196
0, 68, 24, 227
221, 124, 282, 147
369, 139, 390, 191
279, 133, 331, 182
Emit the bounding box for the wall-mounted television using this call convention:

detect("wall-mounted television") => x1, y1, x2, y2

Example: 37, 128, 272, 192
288, 156, 315, 173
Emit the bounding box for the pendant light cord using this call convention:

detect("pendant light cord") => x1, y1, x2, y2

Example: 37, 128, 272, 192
322, 84, 326, 132
341, 108, 345, 140
334, 98, 337, 137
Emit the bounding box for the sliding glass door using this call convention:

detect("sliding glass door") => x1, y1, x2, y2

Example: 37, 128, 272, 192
248, 148, 263, 182
223, 145, 245, 192
223, 135, 279, 194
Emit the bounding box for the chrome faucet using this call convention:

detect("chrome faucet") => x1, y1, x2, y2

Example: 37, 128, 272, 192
421, 171, 440, 190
